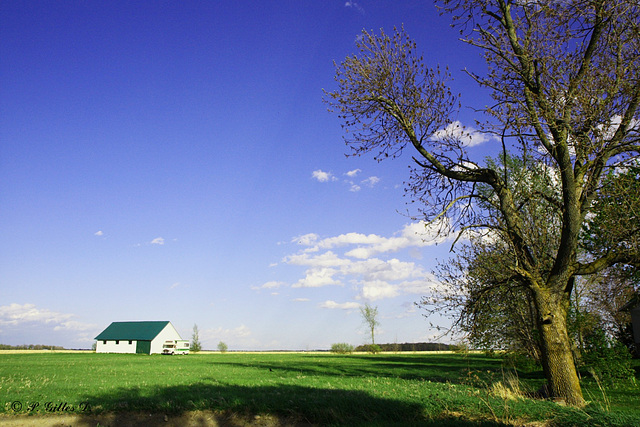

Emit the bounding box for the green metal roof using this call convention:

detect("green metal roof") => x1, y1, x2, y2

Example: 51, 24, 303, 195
94, 321, 171, 341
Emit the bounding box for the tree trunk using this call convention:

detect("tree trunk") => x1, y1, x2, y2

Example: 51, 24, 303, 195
535, 289, 585, 407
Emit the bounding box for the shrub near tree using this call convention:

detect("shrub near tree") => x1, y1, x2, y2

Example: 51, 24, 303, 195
359, 344, 382, 354
578, 319, 635, 382
331, 343, 354, 354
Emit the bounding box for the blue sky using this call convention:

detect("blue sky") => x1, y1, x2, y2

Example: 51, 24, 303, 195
1, 1, 494, 350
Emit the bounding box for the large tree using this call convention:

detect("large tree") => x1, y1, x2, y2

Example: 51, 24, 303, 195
426, 160, 640, 379
425, 154, 556, 361
429, 162, 639, 361
325, 0, 640, 406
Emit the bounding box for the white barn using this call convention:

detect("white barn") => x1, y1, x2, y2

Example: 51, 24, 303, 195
94, 321, 183, 354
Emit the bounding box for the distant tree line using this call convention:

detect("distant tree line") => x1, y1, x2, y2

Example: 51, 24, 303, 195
354, 342, 457, 352
0, 344, 65, 350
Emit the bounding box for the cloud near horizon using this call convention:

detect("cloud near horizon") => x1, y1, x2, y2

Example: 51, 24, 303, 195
0, 303, 96, 332
283, 221, 450, 301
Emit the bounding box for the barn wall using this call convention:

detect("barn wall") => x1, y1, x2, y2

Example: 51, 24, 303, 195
96, 339, 137, 354
150, 323, 182, 354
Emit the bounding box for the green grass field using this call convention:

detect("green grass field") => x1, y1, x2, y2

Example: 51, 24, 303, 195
1, 352, 638, 426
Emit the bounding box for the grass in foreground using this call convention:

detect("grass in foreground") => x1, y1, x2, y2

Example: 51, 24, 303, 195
1, 352, 638, 426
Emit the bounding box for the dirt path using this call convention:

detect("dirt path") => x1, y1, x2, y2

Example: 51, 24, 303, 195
0, 411, 313, 426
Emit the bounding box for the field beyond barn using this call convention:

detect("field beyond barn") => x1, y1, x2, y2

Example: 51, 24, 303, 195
1, 352, 638, 426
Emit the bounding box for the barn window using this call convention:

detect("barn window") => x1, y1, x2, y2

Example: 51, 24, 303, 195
128, 340, 132, 345
115, 340, 119, 344
103, 340, 106, 345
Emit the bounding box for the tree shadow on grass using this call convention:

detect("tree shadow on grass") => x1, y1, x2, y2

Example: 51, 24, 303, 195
210, 354, 514, 385
76, 382, 509, 426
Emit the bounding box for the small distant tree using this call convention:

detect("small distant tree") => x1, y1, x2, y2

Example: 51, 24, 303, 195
360, 303, 380, 345
331, 343, 354, 354
191, 324, 202, 353
217, 341, 228, 353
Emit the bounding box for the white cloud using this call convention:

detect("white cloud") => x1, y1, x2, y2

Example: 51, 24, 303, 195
292, 267, 342, 288
295, 221, 452, 259
343, 171, 379, 192
282, 222, 449, 301
360, 280, 399, 300
345, 1, 364, 14
319, 300, 360, 310
357, 275, 441, 302
168, 282, 190, 290
312, 168, 380, 192
292, 233, 319, 246
396, 302, 418, 319
53, 320, 96, 332
595, 114, 640, 140
0, 303, 73, 326
361, 176, 380, 187
353, 258, 424, 282
309, 232, 386, 251
432, 121, 492, 147
253, 281, 286, 291
351, 221, 452, 258
0, 303, 96, 332
312, 170, 337, 182
285, 251, 350, 268
151, 237, 165, 245
292, 298, 310, 302
94, 231, 103, 236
